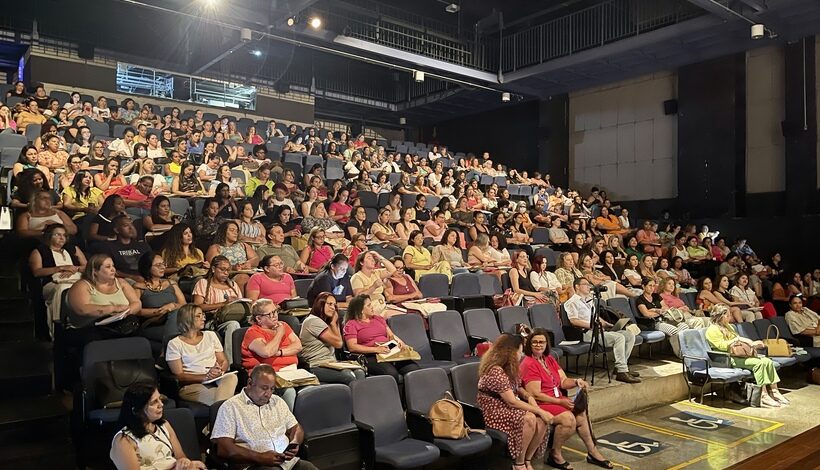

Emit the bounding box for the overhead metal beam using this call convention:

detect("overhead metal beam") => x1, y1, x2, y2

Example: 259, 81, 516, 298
332, 36, 499, 83
192, 40, 248, 75
503, 15, 724, 83
685, 0, 746, 21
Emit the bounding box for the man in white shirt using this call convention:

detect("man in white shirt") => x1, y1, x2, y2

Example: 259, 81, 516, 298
211, 364, 317, 469
564, 278, 640, 383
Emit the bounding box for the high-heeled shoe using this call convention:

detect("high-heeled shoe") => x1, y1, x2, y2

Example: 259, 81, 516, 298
586, 454, 614, 469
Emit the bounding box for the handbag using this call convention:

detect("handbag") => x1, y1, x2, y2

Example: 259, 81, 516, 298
763, 324, 793, 357
0, 206, 11, 231
729, 340, 756, 358
493, 289, 523, 308
744, 382, 763, 408
92, 358, 156, 408
661, 307, 686, 325
572, 388, 589, 416
212, 300, 250, 325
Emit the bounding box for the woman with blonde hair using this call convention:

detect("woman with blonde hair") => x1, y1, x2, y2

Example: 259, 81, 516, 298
478, 334, 551, 470
165, 304, 238, 405
705, 305, 788, 408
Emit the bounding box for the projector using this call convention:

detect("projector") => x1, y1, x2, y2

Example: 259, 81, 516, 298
445, 3, 459, 13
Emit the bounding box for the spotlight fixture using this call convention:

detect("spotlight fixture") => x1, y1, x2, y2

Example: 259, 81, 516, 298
399, 117, 407, 125
286, 16, 296, 27
202, 0, 218, 7
501, 92, 511, 102
445, 3, 460, 13
309, 17, 322, 29
751, 24, 765, 40
251, 49, 262, 57
413, 70, 425, 82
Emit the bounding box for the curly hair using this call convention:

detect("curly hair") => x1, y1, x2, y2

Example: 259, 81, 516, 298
478, 333, 523, 385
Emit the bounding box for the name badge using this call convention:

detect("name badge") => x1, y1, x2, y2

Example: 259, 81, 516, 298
553, 387, 560, 397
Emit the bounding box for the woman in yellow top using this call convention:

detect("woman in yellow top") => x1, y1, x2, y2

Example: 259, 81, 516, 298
704, 305, 788, 408
61, 171, 104, 220
350, 250, 396, 316
685, 236, 711, 261
161, 223, 209, 278
402, 230, 452, 281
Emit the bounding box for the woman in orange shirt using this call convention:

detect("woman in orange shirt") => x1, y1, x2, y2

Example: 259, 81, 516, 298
595, 206, 629, 237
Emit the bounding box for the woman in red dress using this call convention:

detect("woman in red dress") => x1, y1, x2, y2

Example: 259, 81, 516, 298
520, 329, 612, 469
477, 334, 551, 470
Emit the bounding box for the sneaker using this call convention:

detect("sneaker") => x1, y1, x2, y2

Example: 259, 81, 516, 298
760, 394, 781, 408
771, 390, 790, 405
615, 372, 641, 384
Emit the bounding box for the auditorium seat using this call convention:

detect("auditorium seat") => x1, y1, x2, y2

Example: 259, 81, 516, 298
529, 303, 589, 371
463, 308, 501, 344
496, 306, 530, 335
163, 408, 201, 460
450, 272, 485, 310
403, 368, 493, 459
293, 384, 360, 468
387, 314, 457, 371
609, 297, 665, 356
678, 329, 751, 403
351, 376, 440, 469
428, 310, 480, 364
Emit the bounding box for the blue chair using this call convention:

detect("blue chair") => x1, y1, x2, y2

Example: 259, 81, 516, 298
678, 329, 751, 403
609, 297, 665, 357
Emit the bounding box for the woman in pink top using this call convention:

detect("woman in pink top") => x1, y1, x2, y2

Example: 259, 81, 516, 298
300, 227, 334, 273
246, 255, 297, 305
343, 294, 418, 382
328, 188, 353, 224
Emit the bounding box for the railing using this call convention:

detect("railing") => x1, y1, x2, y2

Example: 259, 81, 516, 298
500, 0, 703, 72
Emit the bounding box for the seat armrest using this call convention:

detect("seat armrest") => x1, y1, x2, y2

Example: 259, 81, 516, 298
406, 410, 435, 442
706, 350, 731, 369
562, 326, 584, 342
205, 447, 230, 470
158, 371, 181, 401
461, 402, 485, 429
468, 335, 489, 350
430, 339, 452, 361
353, 420, 376, 470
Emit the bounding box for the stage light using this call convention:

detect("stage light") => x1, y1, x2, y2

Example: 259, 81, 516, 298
251, 50, 262, 57
202, 0, 218, 7
502, 92, 510, 102
286, 17, 296, 27
309, 17, 322, 29
413, 70, 425, 82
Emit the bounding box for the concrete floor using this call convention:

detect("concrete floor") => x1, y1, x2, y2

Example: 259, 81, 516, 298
534, 371, 819, 470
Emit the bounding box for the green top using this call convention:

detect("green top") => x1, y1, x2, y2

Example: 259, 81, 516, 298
704, 324, 738, 352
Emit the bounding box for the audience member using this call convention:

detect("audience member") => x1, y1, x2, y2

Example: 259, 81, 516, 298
110, 382, 206, 470
211, 364, 316, 469
99, 215, 151, 283
165, 304, 238, 405
299, 292, 366, 384
478, 333, 551, 470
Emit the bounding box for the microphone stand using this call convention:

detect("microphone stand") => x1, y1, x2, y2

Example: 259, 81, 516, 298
583, 287, 611, 385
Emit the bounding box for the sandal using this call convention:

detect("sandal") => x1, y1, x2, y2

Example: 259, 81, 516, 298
546, 456, 573, 469
586, 454, 613, 469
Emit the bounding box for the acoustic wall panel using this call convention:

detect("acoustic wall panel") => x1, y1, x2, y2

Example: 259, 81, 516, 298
746, 46, 786, 194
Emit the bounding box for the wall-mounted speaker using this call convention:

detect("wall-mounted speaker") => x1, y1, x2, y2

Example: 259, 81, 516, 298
78, 43, 95, 60
663, 99, 678, 115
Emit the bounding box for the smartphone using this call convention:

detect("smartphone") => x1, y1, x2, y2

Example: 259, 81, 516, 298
285, 443, 299, 452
